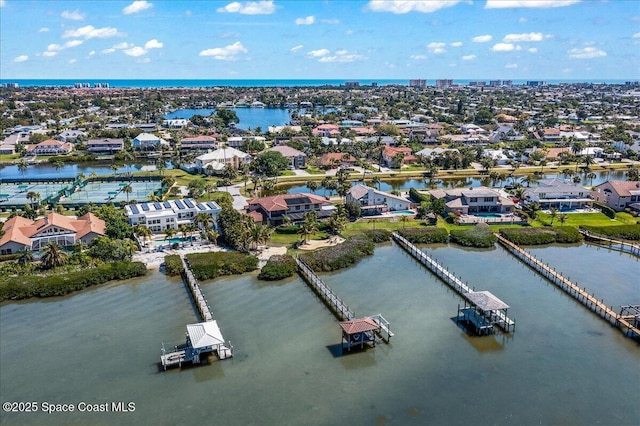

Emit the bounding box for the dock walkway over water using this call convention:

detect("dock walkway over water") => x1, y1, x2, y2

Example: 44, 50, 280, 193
160, 255, 233, 370
579, 228, 640, 258
295, 257, 393, 343
392, 232, 515, 334
496, 233, 640, 339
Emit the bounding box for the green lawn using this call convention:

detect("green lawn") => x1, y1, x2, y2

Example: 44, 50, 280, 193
533, 212, 636, 227
0, 154, 20, 162
269, 231, 329, 247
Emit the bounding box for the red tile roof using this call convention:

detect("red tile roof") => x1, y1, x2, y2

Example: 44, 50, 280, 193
247, 193, 330, 213
339, 317, 380, 334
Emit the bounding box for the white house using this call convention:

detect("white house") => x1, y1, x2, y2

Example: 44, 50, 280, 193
194, 147, 251, 174
163, 119, 190, 129
346, 184, 413, 215
523, 178, 592, 210
133, 133, 168, 149
125, 198, 222, 233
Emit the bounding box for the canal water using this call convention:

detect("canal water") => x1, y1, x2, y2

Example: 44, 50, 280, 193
0, 243, 638, 425
164, 108, 293, 131
0, 162, 170, 180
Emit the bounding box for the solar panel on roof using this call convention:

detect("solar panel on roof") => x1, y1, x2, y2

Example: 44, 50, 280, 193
141, 203, 149, 211
197, 203, 206, 210
184, 199, 195, 208
163, 201, 171, 208
131, 205, 140, 214
153, 202, 162, 209
175, 200, 185, 209
207, 202, 217, 210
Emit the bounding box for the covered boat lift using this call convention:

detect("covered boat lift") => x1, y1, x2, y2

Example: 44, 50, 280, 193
457, 291, 515, 335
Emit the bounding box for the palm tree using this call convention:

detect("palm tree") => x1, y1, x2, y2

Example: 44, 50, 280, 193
123, 239, 138, 258
122, 184, 133, 202
194, 212, 212, 231
16, 248, 34, 265
298, 211, 318, 243
156, 160, 167, 176
163, 227, 177, 241
26, 191, 40, 208
53, 160, 64, 179
400, 215, 410, 230
558, 213, 569, 226
206, 229, 219, 245
372, 176, 381, 190
133, 224, 152, 247
549, 207, 558, 225
306, 180, 319, 194
18, 160, 28, 179
179, 224, 191, 242
586, 172, 596, 187
111, 164, 119, 177
40, 242, 67, 270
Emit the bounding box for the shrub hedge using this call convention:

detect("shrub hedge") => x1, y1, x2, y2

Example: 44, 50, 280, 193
258, 255, 297, 281
300, 235, 374, 272
185, 251, 258, 281
499, 227, 582, 245
593, 202, 616, 219
449, 226, 497, 248
0, 261, 147, 301
582, 225, 640, 240
363, 229, 393, 243
398, 228, 448, 244
164, 255, 184, 276
409, 187, 430, 203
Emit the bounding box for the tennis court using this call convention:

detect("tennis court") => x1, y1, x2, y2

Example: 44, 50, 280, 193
60, 180, 162, 205
0, 183, 70, 206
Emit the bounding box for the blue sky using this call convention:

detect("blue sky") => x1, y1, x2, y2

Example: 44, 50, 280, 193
1, 0, 638, 80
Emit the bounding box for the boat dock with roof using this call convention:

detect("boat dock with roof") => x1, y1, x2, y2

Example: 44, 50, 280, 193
295, 257, 393, 348
160, 255, 232, 370
393, 232, 515, 335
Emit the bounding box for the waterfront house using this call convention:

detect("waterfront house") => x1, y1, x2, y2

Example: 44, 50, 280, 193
246, 193, 334, 225
591, 180, 640, 211
382, 146, 417, 168
415, 147, 459, 159
125, 198, 221, 233
428, 186, 515, 215
58, 130, 87, 143
180, 135, 219, 152
318, 152, 356, 169
26, 139, 73, 156
312, 124, 340, 137
0, 212, 105, 255
194, 147, 251, 174
163, 119, 190, 129
523, 178, 592, 210
133, 133, 168, 150
346, 184, 413, 215
266, 145, 307, 169
86, 138, 124, 154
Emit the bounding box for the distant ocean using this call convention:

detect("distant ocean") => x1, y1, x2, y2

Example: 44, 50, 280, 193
0, 79, 635, 88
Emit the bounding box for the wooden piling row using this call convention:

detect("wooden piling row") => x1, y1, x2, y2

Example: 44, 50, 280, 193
579, 229, 640, 258
495, 234, 640, 339
180, 255, 213, 322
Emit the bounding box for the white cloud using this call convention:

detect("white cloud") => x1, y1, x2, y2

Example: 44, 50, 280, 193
39, 27, 50, 32
492, 43, 520, 52
503, 32, 546, 42
486, 1, 580, 8
518, 17, 527, 23
217, 1, 276, 15
318, 51, 365, 63
68, 59, 77, 64
0, 0, 5, 7
89, 50, 95, 56
144, 39, 163, 49
42, 51, 58, 57
307, 48, 330, 57
528, 47, 538, 53
13, 55, 28, 63
47, 43, 62, 51
199, 41, 248, 61
410, 54, 427, 60
62, 25, 123, 39
568, 47, 606, 59
505, 63, 519, 68
45, 40, 83, 55
367, 0, 464, 14
124, 46, 147, 57
113, 42, 132, 49
290, 45, 304, 52
123, 1, 152, 15
428, 42, 447, 54
633, 32, 640, 39
64, 40, 84, 48
461, 54, 476, 60
61, 10, 85, 20
451, 41, 463, 47
101, 48, 116, 54
295, 15, 315, 25
472, 34, 492, 43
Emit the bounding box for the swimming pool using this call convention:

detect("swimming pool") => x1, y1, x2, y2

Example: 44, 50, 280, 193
390, 210, 416, 215
474, 213, 502, 218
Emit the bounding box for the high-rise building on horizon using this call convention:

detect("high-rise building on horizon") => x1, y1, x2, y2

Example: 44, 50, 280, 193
409, 79, 427, 88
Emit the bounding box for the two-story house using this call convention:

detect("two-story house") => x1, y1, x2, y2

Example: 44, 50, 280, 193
346, 184, 413, 215
194, 147, 251, 174
428, 187, 514, 215
592, 180, 640, 211
26, 139, 73, 156
125, 199, 221, 233
86, 138, 124, 154
266, 145, 306, 169
246, 193, 334, 225
524, 179, 592, 210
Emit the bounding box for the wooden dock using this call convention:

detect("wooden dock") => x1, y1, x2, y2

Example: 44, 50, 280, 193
392, 232, 515, 334
496, 233, 640, 339
579, 228, 640, 258
295, 257, 393, 343
159, 255, 233, 370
